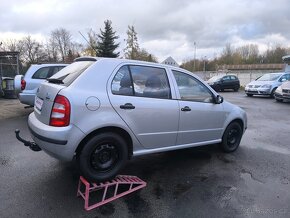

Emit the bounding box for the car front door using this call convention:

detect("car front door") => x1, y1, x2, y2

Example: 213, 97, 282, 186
171, 70, 226, 146
221, 75, 231, 89
108, 64, 179, 149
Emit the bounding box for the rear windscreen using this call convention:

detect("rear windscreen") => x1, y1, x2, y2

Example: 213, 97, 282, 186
49, 61, 95, 86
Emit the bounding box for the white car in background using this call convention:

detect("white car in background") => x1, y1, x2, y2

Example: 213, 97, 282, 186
14, 63, 68, 106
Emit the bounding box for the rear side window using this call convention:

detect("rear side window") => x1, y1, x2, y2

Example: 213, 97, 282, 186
230, 76, 237, 80
50, 61, 94, 86
50, 66, 66, 77
111, 65, 171, 99
32, 67, 51, 79
112, 66, 133, 96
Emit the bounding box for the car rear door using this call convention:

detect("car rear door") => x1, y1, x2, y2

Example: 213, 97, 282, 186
108, 64, 179, 149
171, 70, 226, 145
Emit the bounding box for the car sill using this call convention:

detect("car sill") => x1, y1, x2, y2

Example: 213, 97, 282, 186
133, 139, 221, 156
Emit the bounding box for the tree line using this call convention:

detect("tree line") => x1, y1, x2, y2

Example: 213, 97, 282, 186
1, 19, 290, 74
181, 43, 290, 72
0, 20, 157, 74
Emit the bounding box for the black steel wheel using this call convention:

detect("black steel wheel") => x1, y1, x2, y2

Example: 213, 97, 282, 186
220, 122, 243, 153
77, 132, 128, 182
270, 88, 277, 98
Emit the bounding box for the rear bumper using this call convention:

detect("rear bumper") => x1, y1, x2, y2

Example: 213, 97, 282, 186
19, 93, 35, 106
28, 112, 85, 161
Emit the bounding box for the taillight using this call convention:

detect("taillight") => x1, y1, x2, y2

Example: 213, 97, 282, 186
21, 79, 26, 90
49, 95, 70, 127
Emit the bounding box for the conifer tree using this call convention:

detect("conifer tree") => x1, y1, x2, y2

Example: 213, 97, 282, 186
96, 20, 120, 57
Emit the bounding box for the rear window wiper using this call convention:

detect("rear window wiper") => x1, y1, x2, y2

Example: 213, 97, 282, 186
47, 78, 64, 84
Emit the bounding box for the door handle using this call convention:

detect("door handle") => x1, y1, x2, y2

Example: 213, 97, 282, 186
181, 106, 191, 111
120, 103, 135, 110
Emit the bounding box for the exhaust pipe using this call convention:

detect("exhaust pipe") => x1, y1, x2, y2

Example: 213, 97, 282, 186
15, 129, 41, 152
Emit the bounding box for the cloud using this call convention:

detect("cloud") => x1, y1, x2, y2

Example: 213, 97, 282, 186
1, 0, 290, 63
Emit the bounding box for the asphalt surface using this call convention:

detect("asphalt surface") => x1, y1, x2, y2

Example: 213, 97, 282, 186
0, 92, 290, 218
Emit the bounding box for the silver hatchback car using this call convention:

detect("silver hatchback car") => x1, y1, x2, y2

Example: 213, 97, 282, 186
24, 57, 247, 182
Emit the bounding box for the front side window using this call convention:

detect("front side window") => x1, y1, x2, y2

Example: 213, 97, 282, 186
173, 70, 213, 103
111, 65, 171, 99
222, 76, 230, 81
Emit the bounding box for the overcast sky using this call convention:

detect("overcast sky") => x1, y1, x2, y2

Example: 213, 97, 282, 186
1, 0, 290, 63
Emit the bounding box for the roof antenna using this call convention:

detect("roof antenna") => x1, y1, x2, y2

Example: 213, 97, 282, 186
78, 31, 98, 54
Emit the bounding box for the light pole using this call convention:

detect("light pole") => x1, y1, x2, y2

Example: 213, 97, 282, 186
193, 42, 196, 72
203, 56, 207, 72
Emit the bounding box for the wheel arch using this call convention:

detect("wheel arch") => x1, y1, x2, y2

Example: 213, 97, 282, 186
223, 118, 244, 136
75, 126, 133, 159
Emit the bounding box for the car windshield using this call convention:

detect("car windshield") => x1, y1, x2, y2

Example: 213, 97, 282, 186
257, 73, 282, 81
208, 75, 223, 82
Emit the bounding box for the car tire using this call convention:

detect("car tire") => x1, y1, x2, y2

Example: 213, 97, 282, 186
234, 86, 239, 92
275, 98, 283, 102
270, 88, 277, 98
215, 85, 221, 92
246, 93, 253, 97
220, 122, 243, 153
77, 132, 128, 182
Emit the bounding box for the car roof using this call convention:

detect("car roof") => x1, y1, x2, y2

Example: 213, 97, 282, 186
74, 56, 182, 71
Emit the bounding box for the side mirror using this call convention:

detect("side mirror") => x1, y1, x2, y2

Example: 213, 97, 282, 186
215, 95, 223, 104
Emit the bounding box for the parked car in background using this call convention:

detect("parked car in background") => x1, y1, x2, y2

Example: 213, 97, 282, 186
245, 72, 290, 97
20, 57, 247, 182
14, 63, 68, 106
207, 75, 240, 92
274, 81, 290, 102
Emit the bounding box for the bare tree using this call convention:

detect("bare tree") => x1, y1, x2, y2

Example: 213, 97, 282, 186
124, 25, 140, 60
19, 36, 45, 64
83, 29, 98, 56
50, 28, 72, 62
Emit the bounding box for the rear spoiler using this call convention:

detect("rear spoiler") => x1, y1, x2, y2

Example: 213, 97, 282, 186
74, 57, 98, 62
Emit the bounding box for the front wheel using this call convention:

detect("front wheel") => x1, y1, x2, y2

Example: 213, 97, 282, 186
246, 93, 253, 97
77, 132, 128, 182
220, 122, 243, 153
270, 88, 277, 98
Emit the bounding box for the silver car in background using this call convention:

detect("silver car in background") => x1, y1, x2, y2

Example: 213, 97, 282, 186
23, 57, 247, 182
245, 72, 290, 97
14, 63, 68, 106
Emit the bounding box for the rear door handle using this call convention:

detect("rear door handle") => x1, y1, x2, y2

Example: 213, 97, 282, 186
181, 106, 191, 111
120, 103, 135, 110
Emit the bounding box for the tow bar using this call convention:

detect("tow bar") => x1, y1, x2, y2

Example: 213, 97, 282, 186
15, 129, 41, 151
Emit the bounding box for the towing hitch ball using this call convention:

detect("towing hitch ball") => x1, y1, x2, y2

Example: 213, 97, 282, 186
15, 129, 41, 152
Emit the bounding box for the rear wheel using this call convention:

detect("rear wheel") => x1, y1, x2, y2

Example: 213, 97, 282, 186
77, 132, 128, 182
220, 122, 243, 153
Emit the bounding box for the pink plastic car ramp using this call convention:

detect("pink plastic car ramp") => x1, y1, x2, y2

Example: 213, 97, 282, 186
77, 175, 147, 211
